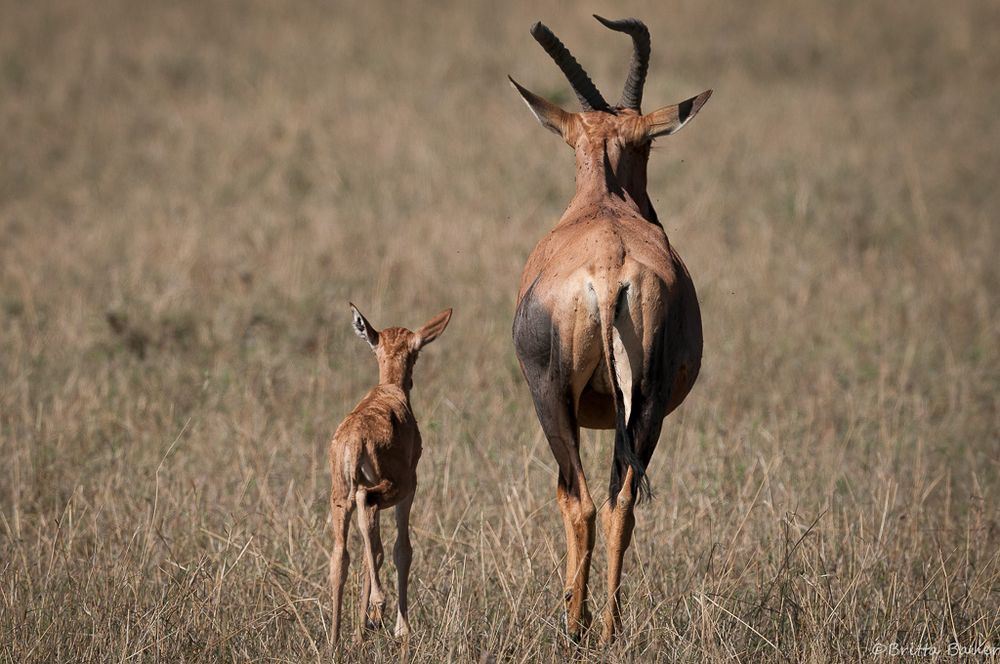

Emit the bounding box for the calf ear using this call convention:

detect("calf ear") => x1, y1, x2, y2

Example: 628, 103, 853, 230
349, 303, 379, 350
643, 89, 713, 139
509, 76, 575, 143
414, 308, 452, 349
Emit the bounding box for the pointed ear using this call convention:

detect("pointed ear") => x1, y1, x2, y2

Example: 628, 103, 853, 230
414, 308, 452, 350
349, 302, 379, 350
509, 76, 574, 141
643, 89, 713, 139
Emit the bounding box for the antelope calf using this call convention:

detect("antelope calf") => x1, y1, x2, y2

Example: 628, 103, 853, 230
510, 16, 712, 643
328, 303, 452, 643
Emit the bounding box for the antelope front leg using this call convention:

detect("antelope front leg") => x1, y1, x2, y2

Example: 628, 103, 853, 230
354, 489, 386, 642
393, 493, 414, 637
329, 499, 355, 644
600, 467, 637, 645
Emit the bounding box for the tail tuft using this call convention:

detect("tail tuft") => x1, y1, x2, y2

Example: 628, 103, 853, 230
609, 373, 651, 505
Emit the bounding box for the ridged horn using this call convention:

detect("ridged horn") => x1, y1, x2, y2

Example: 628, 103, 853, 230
593, 15, 650, 110
530, 21, 609, 112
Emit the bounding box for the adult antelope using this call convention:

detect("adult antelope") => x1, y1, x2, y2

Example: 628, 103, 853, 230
510, 16, 711, 643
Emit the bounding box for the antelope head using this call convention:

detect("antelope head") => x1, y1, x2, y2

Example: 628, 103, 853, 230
509, 16, 712, 219
350, 304, 452, 393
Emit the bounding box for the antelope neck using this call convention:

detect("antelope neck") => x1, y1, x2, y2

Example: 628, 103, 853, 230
377, 361, 413, 397
570, 142, 657, 224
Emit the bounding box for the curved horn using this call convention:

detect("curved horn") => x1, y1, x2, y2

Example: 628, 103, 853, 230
593, 15, 650, 110
530, 21, 609, 112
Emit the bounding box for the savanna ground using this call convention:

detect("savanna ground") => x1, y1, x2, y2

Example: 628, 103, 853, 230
1, 0, 998, 661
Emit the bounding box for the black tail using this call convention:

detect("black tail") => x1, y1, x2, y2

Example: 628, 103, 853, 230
601, 286, 650, 506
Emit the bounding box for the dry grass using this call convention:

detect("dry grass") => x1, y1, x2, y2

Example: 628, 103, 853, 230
2, 0, 998, 661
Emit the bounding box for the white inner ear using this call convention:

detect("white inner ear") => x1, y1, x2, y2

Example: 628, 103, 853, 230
670, 114, 694, 135
352, 311, 375, 348
650, 113, 688, 138
520, 97, 562, 136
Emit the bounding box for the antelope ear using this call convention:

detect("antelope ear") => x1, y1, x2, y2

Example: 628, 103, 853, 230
509, 76, 574, 141
643, 89, 713, 139
349, 303, 379, 350
414, 308, 452, 350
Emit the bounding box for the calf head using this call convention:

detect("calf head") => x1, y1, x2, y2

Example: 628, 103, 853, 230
349, 303, 452, 392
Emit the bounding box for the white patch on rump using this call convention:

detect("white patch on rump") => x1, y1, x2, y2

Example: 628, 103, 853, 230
612, 287, 640, 425
611, 326, 633, 423
342, 447, 353, 486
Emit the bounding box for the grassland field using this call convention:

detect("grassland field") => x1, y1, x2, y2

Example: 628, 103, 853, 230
1, 0, 998, 661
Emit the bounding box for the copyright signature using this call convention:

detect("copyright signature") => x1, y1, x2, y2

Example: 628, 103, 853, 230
872, 642, 1000, 657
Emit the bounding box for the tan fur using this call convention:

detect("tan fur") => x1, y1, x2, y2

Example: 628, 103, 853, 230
510, 18, 711, 644
328, 306, 451, 644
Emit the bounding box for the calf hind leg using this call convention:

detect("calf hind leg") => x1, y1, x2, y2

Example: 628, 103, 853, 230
329, 500, 355, 644
358, 511, 384, 630
394, 493, 414, 637
354, 489, 386, 641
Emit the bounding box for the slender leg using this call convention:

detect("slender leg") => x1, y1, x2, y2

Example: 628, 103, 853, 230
329, 498, 355, 644
559, 461, 596, 641
540, 422, 595, 642
358, 547, 370, 636
394, 493, 414, 637
354, 489, 386, 642
514, 301, 597, 641
600, 467, 637, 644
556, 480, 578, 618
600, 381, 667, 645
359, 510, 384, 630
530, 388, 595, 641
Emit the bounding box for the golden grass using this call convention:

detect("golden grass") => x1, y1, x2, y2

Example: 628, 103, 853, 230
1, 0, 998, 661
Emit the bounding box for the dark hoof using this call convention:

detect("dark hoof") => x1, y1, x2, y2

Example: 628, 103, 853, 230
561, 610, 593, 644
364, 603, 386, 631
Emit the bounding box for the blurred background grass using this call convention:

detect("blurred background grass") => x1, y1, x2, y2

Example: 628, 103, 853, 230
1, 0, 998, 661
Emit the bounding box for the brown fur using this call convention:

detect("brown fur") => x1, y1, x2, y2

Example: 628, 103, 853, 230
328, 306, 451, 644
510, 18, 712, 644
